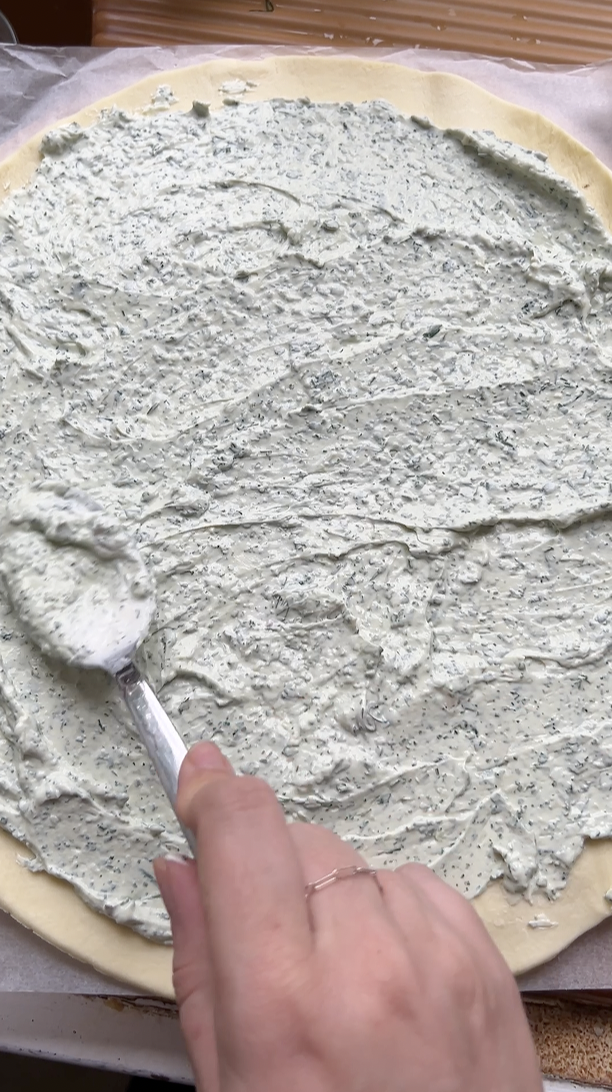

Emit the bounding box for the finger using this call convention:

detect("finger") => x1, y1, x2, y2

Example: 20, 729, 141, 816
178, 740, 235, 807
154, 855, 219, 1092
389, 865, 532, 1062
389, 863, 516, 1008
375, 867, 447, 953
395, 863, 507, 963
289, 823, 387, 942
176, 757, 313, 1009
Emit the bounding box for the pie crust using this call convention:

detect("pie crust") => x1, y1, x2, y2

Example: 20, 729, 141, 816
2, 55, 612, 998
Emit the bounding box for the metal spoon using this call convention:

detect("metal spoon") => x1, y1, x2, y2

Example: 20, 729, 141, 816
0, 483, 196, 855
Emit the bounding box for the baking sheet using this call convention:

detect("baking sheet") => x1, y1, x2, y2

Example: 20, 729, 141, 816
1, 899, 612, 995
2, 42, 612, 996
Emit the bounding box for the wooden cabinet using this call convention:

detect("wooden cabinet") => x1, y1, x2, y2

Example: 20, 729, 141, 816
0, 0, 91, 45
92, 0, 612, 62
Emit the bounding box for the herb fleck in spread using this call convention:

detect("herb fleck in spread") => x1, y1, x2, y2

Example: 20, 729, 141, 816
1, 96, 612, 940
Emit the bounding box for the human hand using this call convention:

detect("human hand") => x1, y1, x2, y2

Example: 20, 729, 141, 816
154, 742, 542, 1092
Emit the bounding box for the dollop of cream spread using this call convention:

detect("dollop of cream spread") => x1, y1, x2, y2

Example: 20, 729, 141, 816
1, 94, 612, 939
0, 484, 155, 672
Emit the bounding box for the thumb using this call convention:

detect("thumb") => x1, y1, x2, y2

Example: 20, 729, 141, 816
154, 854, 219, 1090
177, 740, 236, 834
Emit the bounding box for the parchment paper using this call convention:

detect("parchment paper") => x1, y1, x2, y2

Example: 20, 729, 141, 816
2, 44, 612, 168
2, 42, 612, 996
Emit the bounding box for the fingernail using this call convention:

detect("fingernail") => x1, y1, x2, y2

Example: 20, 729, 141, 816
154, 855, 194, 927
164, 851, 191, 865
177, 744, 233, 828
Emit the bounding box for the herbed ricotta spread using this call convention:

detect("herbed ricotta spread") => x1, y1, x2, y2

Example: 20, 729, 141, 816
0, 483, 155, 673
1, 93, 612, 939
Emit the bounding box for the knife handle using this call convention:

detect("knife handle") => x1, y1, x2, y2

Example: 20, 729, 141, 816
115, 661, 197, 858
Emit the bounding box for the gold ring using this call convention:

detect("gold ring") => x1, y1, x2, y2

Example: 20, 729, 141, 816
304, 865, 380, 899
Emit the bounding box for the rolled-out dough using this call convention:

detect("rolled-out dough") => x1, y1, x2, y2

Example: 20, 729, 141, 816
1, 55, 612, 999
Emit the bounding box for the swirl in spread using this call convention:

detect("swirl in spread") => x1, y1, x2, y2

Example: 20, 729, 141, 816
1, 94, 612, 939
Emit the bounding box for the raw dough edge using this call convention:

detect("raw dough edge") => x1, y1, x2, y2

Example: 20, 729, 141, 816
1, 54, 612, 996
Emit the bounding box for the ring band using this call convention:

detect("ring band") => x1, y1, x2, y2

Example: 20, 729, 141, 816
304, 865, 380, 899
